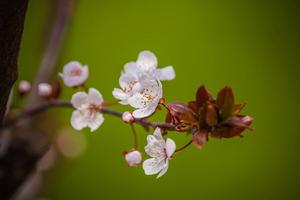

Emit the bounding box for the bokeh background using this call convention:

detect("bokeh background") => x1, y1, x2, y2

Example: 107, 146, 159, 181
18, 0, 300, 199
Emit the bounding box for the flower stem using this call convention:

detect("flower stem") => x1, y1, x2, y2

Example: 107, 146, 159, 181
130, 124, 138, 149
175, 139, 193, 153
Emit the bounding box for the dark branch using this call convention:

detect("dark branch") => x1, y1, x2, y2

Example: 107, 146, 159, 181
0, 0, 29, 126
3, 100, 176, 131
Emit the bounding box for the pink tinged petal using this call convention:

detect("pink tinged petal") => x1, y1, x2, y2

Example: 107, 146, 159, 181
142, 157, 165, 175
137, 50, 157, 70
70, 110, 88, 130
88, 88, 103, 105
156, 159, 169, 179
87, 113, 104, 132
63, 61, 82, 74
157, 66, 176, 81
71, 91, 88, 109
166, 138, 176, 158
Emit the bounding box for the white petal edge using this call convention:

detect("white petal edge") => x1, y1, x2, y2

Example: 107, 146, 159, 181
71, 91, 88, 109
143, 157, 165, 175
137, 50, 157, 70
88, 88, 103, 105
166, 138, 176, 158
157, 66, 176, 81
112, 88, 128, 101
156, 159, 169, 179
87, 113, 104, 132
70, 110, 87, 130
132, 106, 156, 118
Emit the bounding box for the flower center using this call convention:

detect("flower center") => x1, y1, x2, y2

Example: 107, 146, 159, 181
70, 68, 82, 77
124, 81, 137, 93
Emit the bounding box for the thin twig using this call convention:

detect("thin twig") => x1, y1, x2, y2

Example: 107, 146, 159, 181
175, 139, 193, 153
3, 100, 176, 131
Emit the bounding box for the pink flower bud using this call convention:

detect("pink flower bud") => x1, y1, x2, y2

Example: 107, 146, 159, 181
38, 83, 52, 98
122, 111, 135, 123
18, 80, 31, 94
124, 150, 142, 167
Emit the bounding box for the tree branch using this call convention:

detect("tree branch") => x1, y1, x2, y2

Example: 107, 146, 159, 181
3, 100, 176, 131
0, 0, 29, 125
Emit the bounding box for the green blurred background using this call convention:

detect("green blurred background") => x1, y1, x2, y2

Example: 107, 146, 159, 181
18, 0, 300, 199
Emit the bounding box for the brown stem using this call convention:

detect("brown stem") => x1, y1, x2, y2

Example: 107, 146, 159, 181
175, 139, 193, 153
3, 100, 176, 131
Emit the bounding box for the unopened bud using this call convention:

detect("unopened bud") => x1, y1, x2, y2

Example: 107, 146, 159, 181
122, 111, 135, 123
38, 83, 52, 98
124, 150, 142, 167
18, 80, 31, 95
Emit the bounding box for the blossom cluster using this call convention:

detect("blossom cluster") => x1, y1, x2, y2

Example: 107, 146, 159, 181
19, 50, 252, 178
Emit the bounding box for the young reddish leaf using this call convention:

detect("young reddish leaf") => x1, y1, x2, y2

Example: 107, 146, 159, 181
211, 115, 253, 138
167, 102, 199, 131
217, 86, 234, 120
187, 101, 199, 113
192, 131, 208, 149
196, 85, 213, 107
205, 102, 218, 126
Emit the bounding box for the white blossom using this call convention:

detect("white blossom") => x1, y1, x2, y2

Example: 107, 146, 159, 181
70, 88, 104, 132
127, 80, 163, 118
112, 51, 175, 118
124, 150, 142, 167
59, 61, 89, 87
143, 128, 176, 178
38, 83, 52, 98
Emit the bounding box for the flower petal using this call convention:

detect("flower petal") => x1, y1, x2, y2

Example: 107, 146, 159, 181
88, 88, 103, 105
71, 91, 88, 109
112, 88, 129, 101
132, 106, 156, 118
87, 113, 104, 132
166, 138, 176, 158
124, 62, 139, 74
70, 110, 88, 130
143, 157, 165, 175
137, 50, 157, 70
157, 66, 176, 80
63, 61, 82, 74
156, 159, 169, 179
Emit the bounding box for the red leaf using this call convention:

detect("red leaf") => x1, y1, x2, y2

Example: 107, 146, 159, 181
196, 86, 213, 107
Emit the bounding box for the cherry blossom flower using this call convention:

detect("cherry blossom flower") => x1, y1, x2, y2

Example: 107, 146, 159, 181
38, 83, 52, 98
59, 61, 89, 87
124, 150, 142, 167
70, 88, 104, 132
143, 128, 176, 178
113, 51, 175, 105
128, 80, 163, 118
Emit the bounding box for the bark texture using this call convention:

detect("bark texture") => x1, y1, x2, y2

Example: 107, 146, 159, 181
0, 0, 28, 126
